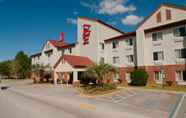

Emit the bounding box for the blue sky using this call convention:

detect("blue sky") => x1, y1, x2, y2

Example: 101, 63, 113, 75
0, 0, 185, 61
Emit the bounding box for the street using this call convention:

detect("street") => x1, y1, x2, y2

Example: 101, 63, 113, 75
0, 80, 185, 118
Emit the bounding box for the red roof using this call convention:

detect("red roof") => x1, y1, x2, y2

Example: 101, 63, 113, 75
54, 55, 93, 69
49, 40, 75, 48
104, 32, 136, 43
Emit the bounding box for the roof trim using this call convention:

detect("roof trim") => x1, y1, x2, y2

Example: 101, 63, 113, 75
30, 52, 41, 58
144, 19, 186, 33
78, 17, 125, 34
104, 32, 136, 43
54, 55, 93, 69
137, 3, 186, 30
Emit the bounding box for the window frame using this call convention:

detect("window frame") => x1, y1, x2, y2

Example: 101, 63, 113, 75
153, 51, 164, 61
152, 32, 163, 41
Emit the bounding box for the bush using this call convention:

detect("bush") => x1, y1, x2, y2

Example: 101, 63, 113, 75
82, 83, 117, 94
131, 70, 149, 86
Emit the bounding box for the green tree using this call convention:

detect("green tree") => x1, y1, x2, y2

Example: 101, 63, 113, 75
15, 51, 31, 79
0, 60, 12, 78
83, 62, 118, 85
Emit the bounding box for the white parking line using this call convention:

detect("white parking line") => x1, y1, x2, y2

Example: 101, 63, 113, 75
112, 91, 137, 103
172, 94, 185, 118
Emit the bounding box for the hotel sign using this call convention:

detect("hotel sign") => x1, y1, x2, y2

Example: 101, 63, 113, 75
82, 24, 91, 45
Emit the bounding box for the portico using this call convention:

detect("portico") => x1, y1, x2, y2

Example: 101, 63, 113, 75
53, 55, 93, 85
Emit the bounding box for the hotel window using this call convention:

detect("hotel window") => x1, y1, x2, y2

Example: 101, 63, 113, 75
153, 51, 164, 61
154, 71, 163, 81
100, 43, 104, 50
126, 55, 134, 63
174, 26, 186, 37
126, 38, 133, 46
68, 48, 72, 54
112, 40, 119, 49
156, 12, 162, 23
47, 52, 52, 58
175, 48, 186, 59
100, 57, 105, 63
38, 56, 40, 60
113, 56, 120, 64
176, 71, 186, 82
166, 9, 171, 20
152, 32, 163, 41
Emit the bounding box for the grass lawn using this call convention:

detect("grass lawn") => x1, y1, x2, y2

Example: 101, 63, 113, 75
146, 84, 186, 92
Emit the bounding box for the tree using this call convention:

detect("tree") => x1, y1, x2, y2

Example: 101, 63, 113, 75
15, 51, 31, 79
0, 60, 12, 78
83, 62, 118, 85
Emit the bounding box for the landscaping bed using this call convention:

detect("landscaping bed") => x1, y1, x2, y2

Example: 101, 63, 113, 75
79, 83, 119, 96
146, 84, 186, 92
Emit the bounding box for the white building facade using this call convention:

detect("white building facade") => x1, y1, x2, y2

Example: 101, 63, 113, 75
31, 3, 186, 85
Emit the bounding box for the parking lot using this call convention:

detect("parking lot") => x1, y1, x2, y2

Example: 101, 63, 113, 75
0, 80, 185, 118
94, 88, 184, 118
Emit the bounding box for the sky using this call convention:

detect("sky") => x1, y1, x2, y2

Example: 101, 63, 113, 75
0, 0, 186, 61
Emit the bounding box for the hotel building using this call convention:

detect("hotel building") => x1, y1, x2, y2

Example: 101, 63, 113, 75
31, 3, 186, 85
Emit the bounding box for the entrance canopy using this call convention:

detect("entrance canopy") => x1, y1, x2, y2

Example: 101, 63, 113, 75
54, 54, 93, 72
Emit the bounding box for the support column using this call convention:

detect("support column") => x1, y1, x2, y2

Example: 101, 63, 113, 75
73, 71, 80, 87
53, 71, 58, 86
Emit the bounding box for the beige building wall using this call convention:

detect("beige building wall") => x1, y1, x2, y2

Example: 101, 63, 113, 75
137, 6, 186, 66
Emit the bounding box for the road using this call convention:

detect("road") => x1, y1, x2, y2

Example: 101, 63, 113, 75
0, 79, 185, 118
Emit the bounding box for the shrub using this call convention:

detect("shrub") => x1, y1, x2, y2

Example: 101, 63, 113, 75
131, 70, 149, 86
82, 83, 117, 94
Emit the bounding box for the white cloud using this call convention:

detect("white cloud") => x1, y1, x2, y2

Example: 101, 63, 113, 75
66, 18, 77, 25
98, 0, 136, 15
80, 1, 98, 12
122, 15, 143, 25
73, 11, 79, 15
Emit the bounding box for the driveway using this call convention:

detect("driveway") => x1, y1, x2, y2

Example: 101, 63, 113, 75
0, 79, 185, 118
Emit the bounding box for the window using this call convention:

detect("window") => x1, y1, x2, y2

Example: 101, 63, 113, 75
113, 56, 120, 64
175, 48, 186, 58
176, 71, 186, 82
152, 32, 163, 41
154, 71, 163, 81
68, 48, 72, 54
47, 52, 52, 58
126, 38, 133, 46
100, 43, 104, 50
100, 57, 104, 63
166, 9, 171, 20
112, 40, 119, 49
153, 51, 164, 61
156, 12, 162, 23
174, 26, 186, 37
126, 55, 134, 63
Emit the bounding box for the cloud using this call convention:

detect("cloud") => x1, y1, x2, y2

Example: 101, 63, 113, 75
98, 0, 136, 15
80, 1, 98, 12
73, 11, 79, 15
66, 18, 77, 25
121, 15, 143, 25
81, 0, 136, 15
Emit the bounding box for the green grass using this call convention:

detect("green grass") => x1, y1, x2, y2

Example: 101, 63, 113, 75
146, 84, 186, 92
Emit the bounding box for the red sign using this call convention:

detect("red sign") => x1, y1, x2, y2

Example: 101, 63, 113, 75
82, 24, 91, 45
